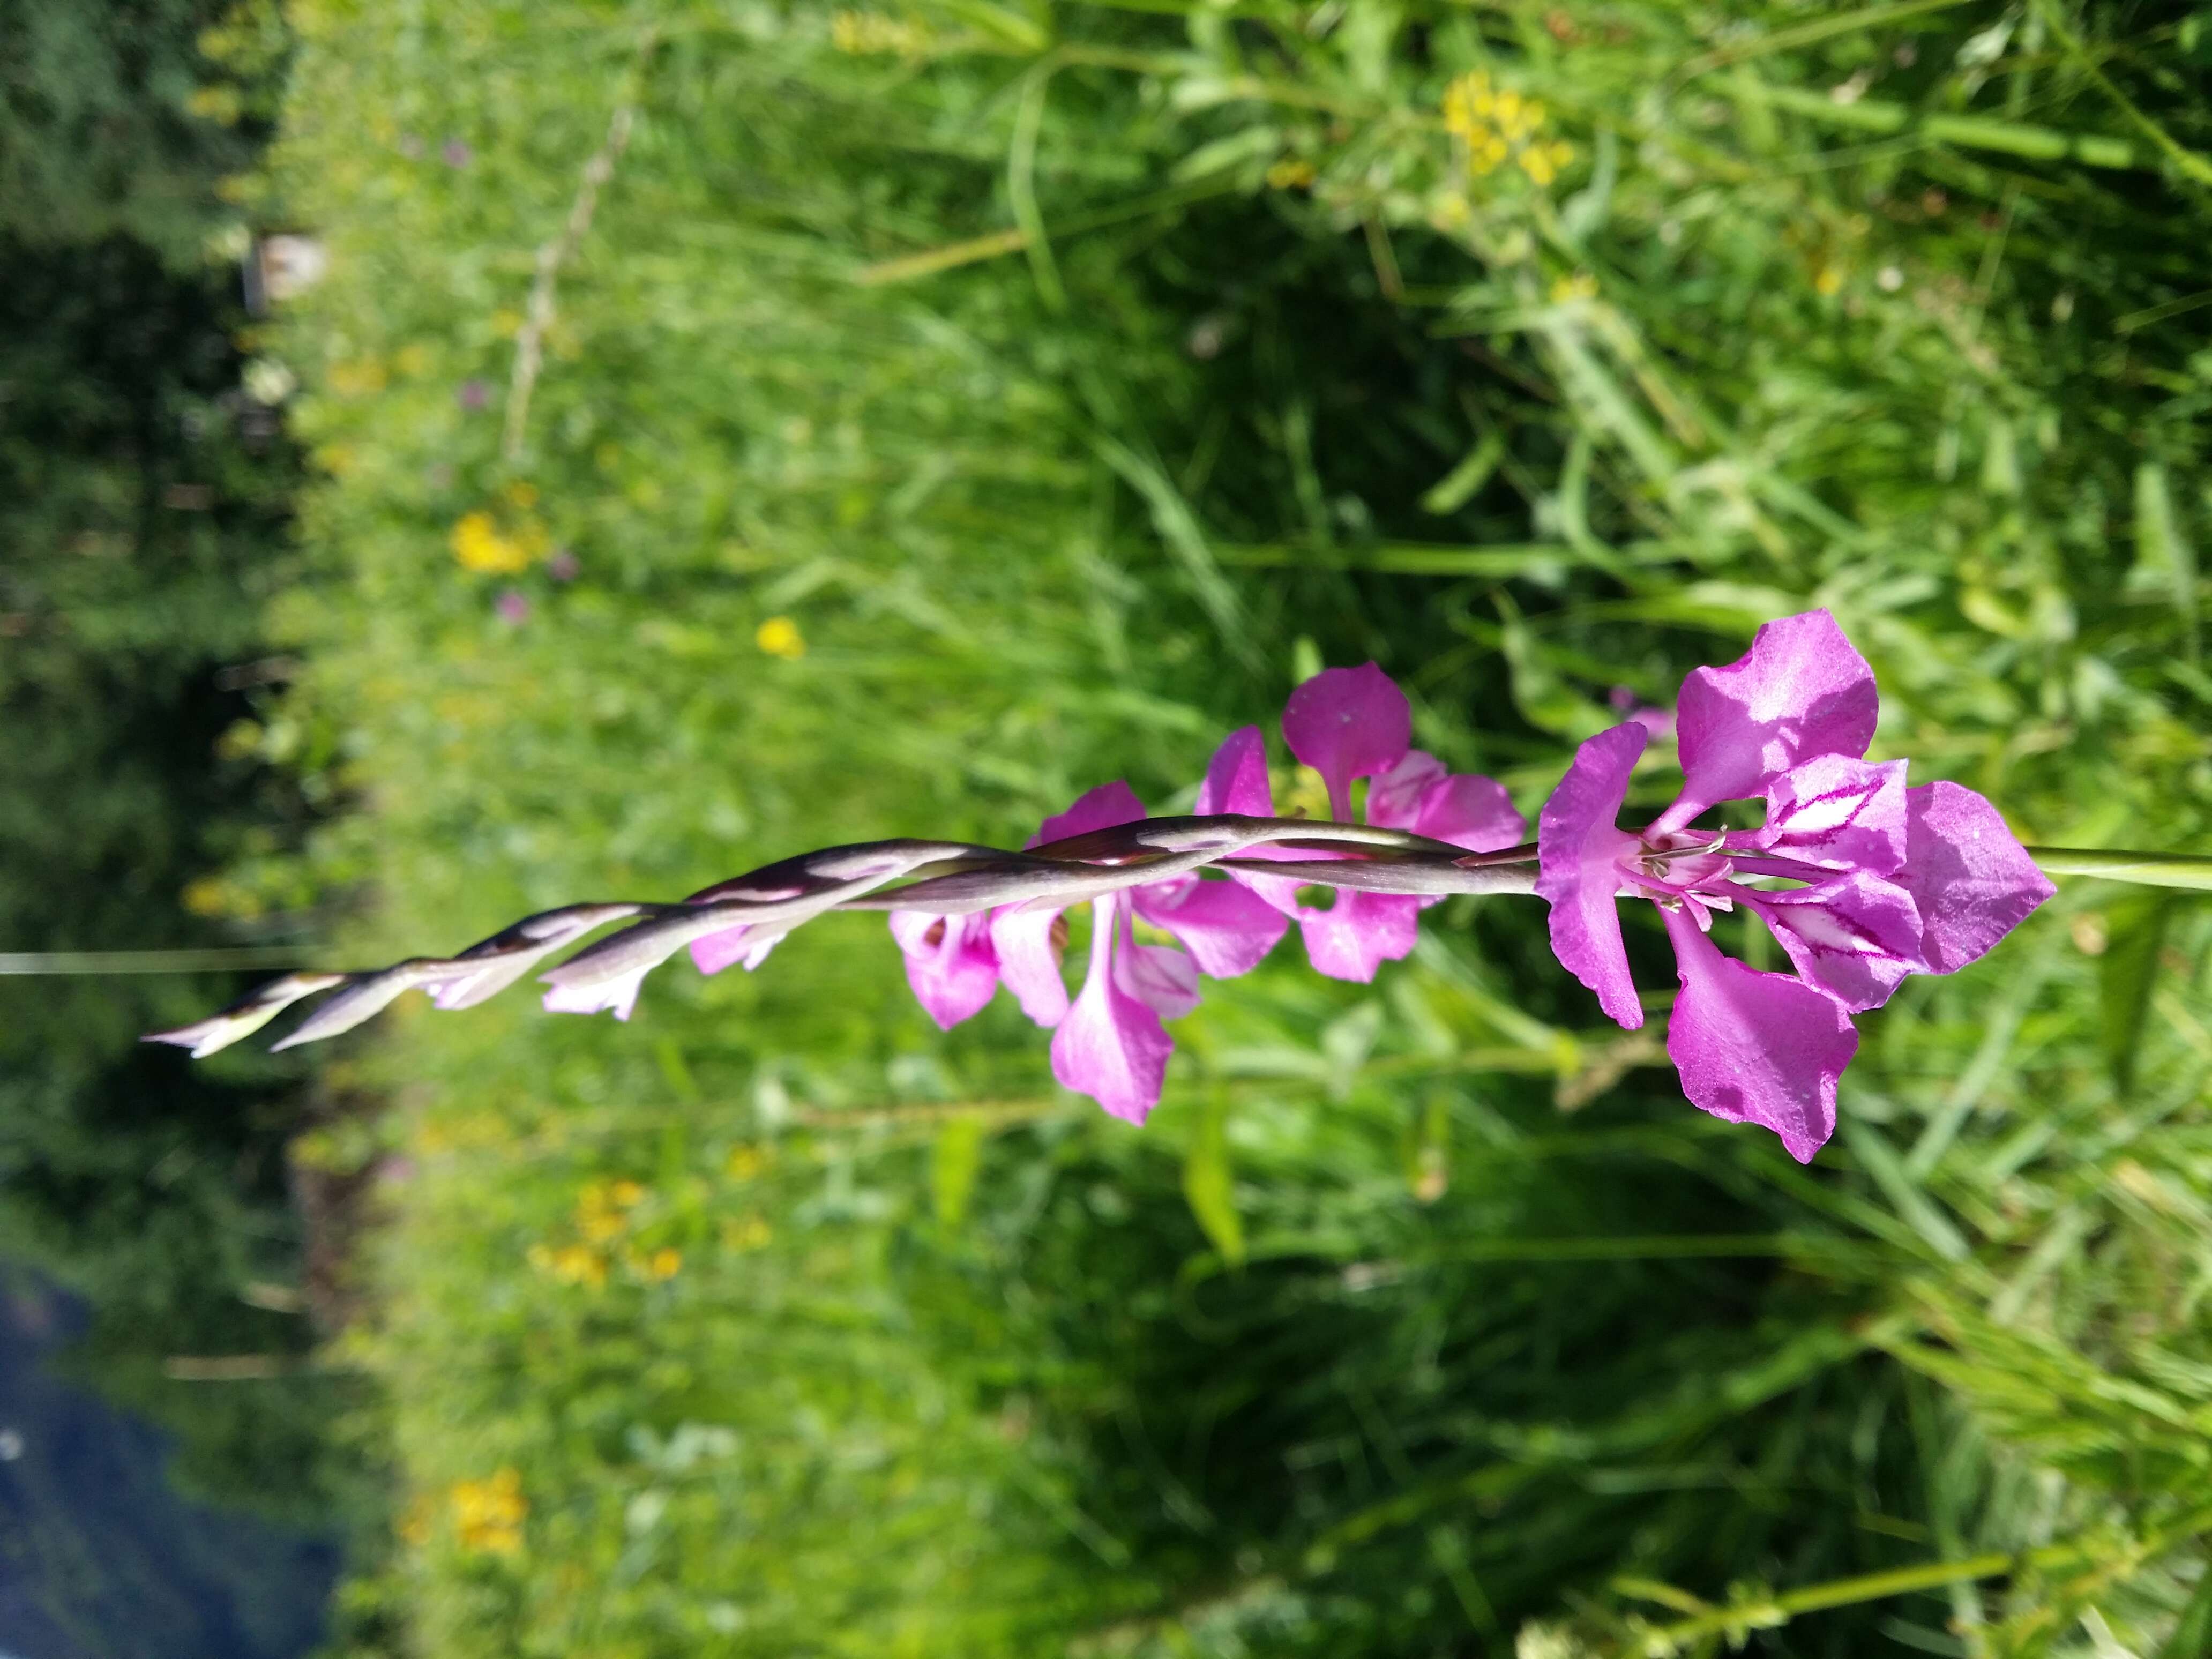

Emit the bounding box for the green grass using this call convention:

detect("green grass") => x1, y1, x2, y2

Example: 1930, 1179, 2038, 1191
236, 1, 2212, 1653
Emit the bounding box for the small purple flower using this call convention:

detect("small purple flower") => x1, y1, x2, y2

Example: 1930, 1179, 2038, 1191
546, 547, 579, 582
1537, 610, 2054, 1162
457, 379, 489, 412
495, 589, 530, 626
442, 138, 474, 169
1275, 663, 1527, 982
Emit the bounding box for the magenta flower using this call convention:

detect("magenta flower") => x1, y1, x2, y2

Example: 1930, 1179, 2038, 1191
495, 588, 530, 626
883, 730, 1291, 1124
1275, 663, 1526, 982
982, 752, 1287, 1124
1537, 610, 2054, 1162
888, 908, 1001, 1030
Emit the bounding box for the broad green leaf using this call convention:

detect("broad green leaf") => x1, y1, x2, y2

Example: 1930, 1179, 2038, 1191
654, 1036, 701, 1103
2101, 896, 2173, 1096
930, 1112, 987, 1230
1407, 1089, 1449, 1203
1182, 1092, 1244, 1266
2132, 462, 2200, 655
2156, 1552, 2212, 1658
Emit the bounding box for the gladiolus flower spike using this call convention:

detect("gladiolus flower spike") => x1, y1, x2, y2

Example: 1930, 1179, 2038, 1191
152, 610, 2195, 1164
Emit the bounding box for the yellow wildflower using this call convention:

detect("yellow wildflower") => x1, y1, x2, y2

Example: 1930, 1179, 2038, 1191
450, 511, 529, 574
1441, 71, 1570, 188
726, 1145, 768, 1181
528, 1242, 608, 1287
1441, 71, 1497, 140
1550, 272, 1599, 304
1815, 265, 1845, 296
1265, 158, 1317, 190
757, 616, 806, 660
644, 1247, 682, 1280
451, 1468, 528, 1556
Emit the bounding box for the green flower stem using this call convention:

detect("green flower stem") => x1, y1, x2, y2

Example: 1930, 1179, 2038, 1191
1616, 1497, 2212, 1654
2026, 847, 2212, 892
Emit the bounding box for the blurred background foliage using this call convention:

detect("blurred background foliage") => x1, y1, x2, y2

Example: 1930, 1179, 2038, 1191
0, 0, 364, 1645
43, 0, 2212, 1653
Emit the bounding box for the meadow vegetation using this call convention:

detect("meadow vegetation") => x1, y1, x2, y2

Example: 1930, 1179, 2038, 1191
234, 1, 2212, 1653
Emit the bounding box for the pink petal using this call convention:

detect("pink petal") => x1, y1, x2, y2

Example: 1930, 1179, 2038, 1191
1658, 610, 1879, 832
1197, 726, 1273, 817
1113, 932, 1201, 1019
1051, 898, 1174, 1124
1536, 721, 1648, 1029
989, 780, 1155, 1026
1365, 746, 1525, 921
1742, 754, 1908, 876
888, 910, 1000, 1030
990, 904, 1071, 1026
690, 923, 786, 977
1225, 862, 1311, 922
1893, 782, 2056, 974
1028, 780, 1147, 849
1661, 906, 1856, 1164
1414, 772, 1527, 854
1365, 750, 1446, 829
1282, 662, 1410, 820
1299, 890, 1422, 983
1743, 873, 1922, 1013
1131, 874, 1288, 978
1202, 734, 1307, 918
